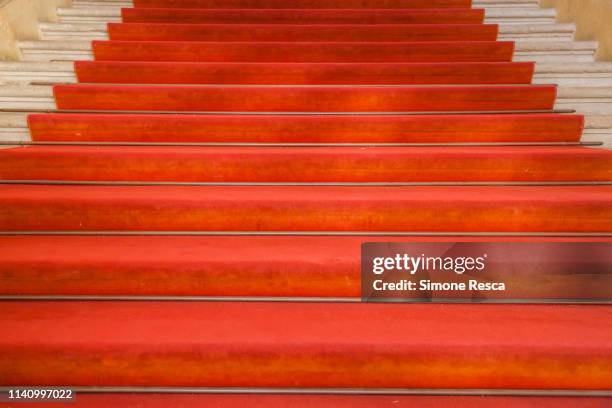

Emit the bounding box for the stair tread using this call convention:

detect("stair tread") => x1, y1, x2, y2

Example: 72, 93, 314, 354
1, 145, 610, 182
131, 0, 474, 9
52, 84, 557, 112
120, 7, 486, 24
1, 235, 610, 297
74, 61, 535, 85
91, 40, 516, 63
3, 393, 610, 407
2, 301, 611, 388
106, 22, 500, 42
27, 112, 584, 143
1, 184, 611, 232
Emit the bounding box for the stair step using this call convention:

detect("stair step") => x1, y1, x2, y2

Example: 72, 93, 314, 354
585, 115, 612, 146
58, 7, 122, 17
106, 23, 499, 42
513, 40, 597, 63
0, 393, 607, 407
0, 113, 28, 128
72, 0, 132, 7
92, 40, 515, 63
38, 22, 576, 42
117, 7, 556, 25
2, 301, 611, 387
74, 61, 535, 85
498, 23, 575, 41
475, 0, 539, 7
2, 146, 610, 182
1, 235, 609, 297
514, 40, 597, 53
120, 8, 486, 24
1, 184, 611, 232
537, 62, 612, 74
21, 38, 594, 64
18, 40, 92, 51
56, 7, 557, 25
0, 61, 74, 72
0, 128, 31, 141
52, 84, 557, 113
0, 85, 54, 109
555, 87, 612, 115
534, 62, 612, 86
485, 8, 556, 23
0, 85, 55, 109
18, 40, 94, 61
27, 113, 584, 143
131, 0, 474, 9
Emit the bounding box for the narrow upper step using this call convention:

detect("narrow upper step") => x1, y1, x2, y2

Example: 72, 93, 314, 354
39, 22, 575, 42
89, 40, 516, 63
119, 8, 487, 24
130, 0, 474, 9
105, 23, 500, 42
74, 61, 535, 85
56, 7, 557, 25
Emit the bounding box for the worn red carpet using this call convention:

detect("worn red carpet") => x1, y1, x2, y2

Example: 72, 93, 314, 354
1, 0, 611, 402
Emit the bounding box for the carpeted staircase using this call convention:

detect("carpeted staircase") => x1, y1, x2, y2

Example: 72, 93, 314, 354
0, 0, 611, 406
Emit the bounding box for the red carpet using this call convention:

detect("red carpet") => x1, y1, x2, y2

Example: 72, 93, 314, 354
10, 394, 612, 408
107, 23, 498, 42
133, 0, 474, 9
2, 0, 611, 401
122, 7, 486, 24
27, 113, 584, 143
1, 185, 611, 232
92, 40, 515, 62
74, 61, 535, 85
53, 84, 556, 112
2, 146, 611, 182
2, 302, 611, 389
1, 236, 610, 297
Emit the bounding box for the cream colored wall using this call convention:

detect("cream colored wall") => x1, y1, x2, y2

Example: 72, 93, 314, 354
0, 0, 71, 60
540, 0, 612, 60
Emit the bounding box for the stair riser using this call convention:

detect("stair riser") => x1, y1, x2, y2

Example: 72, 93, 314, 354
1, 146, 610, 182
52, 85, 557, 113
1, 185, 611, 232
121, 8, 486, 24
132, 0, 472, 9
106, 23, 499, 42
2, 235, 611, 297
91, 41, 515, 63
74, 61, 535, 85
2, 301, 611, 389
27, 113, 585, 143
3, 394, 610, 407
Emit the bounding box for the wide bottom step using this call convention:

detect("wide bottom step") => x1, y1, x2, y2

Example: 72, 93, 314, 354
7, 393, 612, 407
1, 301, 611, 388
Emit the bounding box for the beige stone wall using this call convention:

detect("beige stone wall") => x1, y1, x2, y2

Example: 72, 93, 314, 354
540, 0, 612, 60
0, 0, 71, 60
